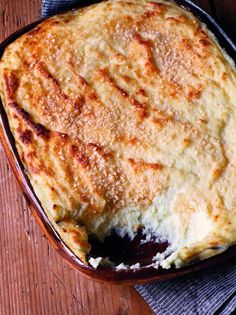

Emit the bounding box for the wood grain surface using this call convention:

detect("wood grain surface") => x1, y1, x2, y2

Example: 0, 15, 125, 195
0, 1, 235, 315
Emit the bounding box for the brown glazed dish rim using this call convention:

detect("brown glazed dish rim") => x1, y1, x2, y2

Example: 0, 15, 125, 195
0, 0, 235, 285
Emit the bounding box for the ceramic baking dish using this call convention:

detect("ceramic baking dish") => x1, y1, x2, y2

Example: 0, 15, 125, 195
0, 0, 235, 284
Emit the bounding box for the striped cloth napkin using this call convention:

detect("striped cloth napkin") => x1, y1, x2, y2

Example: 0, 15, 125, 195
41, 1, 236, 314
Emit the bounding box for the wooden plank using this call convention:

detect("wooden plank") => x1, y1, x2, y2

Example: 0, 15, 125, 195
214, 0, 236, 42
0, 1, 153, 314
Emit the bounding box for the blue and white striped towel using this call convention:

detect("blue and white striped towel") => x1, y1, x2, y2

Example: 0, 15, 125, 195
41, 1, 236, 314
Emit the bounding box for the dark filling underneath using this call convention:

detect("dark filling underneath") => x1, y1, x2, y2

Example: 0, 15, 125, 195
89, 228, 169, 267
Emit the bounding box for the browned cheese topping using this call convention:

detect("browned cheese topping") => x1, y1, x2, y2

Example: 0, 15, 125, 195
1, 0, 236, 265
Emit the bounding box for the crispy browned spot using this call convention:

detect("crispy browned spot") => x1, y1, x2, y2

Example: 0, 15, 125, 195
165, 80, 183, 98
152, 110, 173, 128
187, 86, 202, 100
8, 102, 50, 139
56, 132, 69, 140
182, 138, 191, 148
121, 75, 132, 84
70, 145, 90, 168
73, 96, 85, 112
166, 16, 180, 23
199, 38, 210, 47
221, 72, 228, 80
142, 10, 159, 19
2, 70, 19, 100
198, 118, 208, 124
97, 69, 128, 97
117, 135, 138, 146
67, 62, 101, 104
149, 2, 166, 11
209, 241, 219, 247
130, 98, 148, 119
26, 151, 37, 159
130, 34, 158, 75
96, 68, 148, 119
86, 143, 111, 159
27, 156, 55, 176
3, 71, 50, 139
35, 61, 69, 102
181, 38, 193, 51
128, 158, 163, 172
39, 161, 55, 177
212, 168, 223, 180
136, 88, 147, 97
62, 15, 75, 24
19, 129, 33, 145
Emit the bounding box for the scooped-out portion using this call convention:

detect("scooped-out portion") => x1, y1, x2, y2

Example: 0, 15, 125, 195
0, 0, 236, 270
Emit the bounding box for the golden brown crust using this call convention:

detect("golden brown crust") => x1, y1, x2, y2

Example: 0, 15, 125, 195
1, 0, 236, 266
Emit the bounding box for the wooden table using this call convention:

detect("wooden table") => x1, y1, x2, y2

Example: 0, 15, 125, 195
0, 1, 235, 314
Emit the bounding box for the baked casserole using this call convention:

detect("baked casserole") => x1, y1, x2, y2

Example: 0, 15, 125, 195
0, 0, 236, 269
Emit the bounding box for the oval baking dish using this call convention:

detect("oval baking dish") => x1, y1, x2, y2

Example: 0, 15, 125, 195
0, 0, 235, 284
